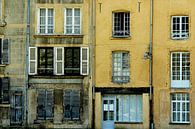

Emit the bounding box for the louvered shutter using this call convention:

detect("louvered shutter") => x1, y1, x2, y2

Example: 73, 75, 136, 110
46, 90, 53, 119
2, 39, 9, 64
37, 90, 45, 119
80, 47, 89, 75
29, 47, 37, 75
2, 77, 9, 103
71, 90, 80, 119
64, 90, 71, 119
54, 47, 64, 75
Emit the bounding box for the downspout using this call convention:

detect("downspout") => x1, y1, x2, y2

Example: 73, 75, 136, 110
25, 0, 30, 126
91, 0, 96, 128
149, 0, 154, 129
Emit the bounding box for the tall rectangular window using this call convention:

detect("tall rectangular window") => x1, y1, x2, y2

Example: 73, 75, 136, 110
64, 8, 81, 34
64, 47, 80, 75
116, 95, 142, 122
0, 77, 10, 104
171, 16, 189, 39
112, 52, 130, 83
11, 91, 23, 124
113, 12, 130, 37
0, 38, 10, 64
64, 90, 80, 120
37, 89, 54, 120
38, 8, 54, 34
38, 48, 54, 75
171, 52, 190, 88
171, 93, 190, 123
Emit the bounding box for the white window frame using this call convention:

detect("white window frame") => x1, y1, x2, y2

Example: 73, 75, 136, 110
29, 47, 37, 75
171, 93, 190, 123
171, 52, 190, 88
171, 16, 189, 39
112, 12, 130, 37
37, 8, 54, 34
64, 8, 81, 35
112, 51, 130, 83
54, 47, 64, 75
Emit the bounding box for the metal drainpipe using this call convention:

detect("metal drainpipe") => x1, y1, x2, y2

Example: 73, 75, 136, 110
25, 0, 30, 126
149, 0, 154, 129
91, 0, 96, 128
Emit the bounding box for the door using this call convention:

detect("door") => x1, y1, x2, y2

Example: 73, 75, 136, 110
102, 97, 115, 129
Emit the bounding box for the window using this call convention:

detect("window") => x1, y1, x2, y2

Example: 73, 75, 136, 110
116, 95, 142, 122
11, 91, 23, 124
38, 47, 54, 75
29, 47, 89, 75
0, 38, 9, 64
37, 89, 54, 120
0, 77, 10, 104
64, 47, 80, 75
113, 12, 130, 37
171, 16, 189, 39
38, 8, 54, 34
112, 52, 130, 83
64, 8, 81, 34
64, 90, 80, 120
171, 52, 190, 88
171, 93, 190, 123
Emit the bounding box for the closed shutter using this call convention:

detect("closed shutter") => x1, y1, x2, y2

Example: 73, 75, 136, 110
80, 47, 89, 75
64, 90, 71, 119
37, 90, 45, 119
54, 47, 64, 75
46, 90, 53, 119
2, 77, 9, 103
71, 90, 80, 119
29, 47, 37, 75
2, 39, 9, 64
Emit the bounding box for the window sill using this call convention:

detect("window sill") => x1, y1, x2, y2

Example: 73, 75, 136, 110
34, 34, 84, 38
0, 103, 10, 107
169, 122, 191, 125
0, 64, 7, 67
171, 37, 189, 40
110, 36, 131, 40
115, 122, 143, 124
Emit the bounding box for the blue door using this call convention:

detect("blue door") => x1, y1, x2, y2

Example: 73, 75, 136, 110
102, 97, 115, 129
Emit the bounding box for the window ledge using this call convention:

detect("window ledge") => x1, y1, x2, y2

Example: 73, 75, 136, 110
0, 64, 6, 67
34, 34, 84, 38
169, 122, 191, 125
0, 104, 10, 107
115, 122, 143, 124
110, 36, 131, 40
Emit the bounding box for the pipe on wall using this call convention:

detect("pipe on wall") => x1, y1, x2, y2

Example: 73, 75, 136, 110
149, 0, 154, 129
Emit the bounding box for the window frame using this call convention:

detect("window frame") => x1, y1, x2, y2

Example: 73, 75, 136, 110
171, 93, 190, 123
64, 8, 81, 35
112, 11, 130, 38
37, 8, 55, 34
112, 51, 130, 83
171, 16, 189, 40
171, 52, 190, 88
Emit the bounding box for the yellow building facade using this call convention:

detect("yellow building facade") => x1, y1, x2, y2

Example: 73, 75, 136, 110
94, 0, 150, 129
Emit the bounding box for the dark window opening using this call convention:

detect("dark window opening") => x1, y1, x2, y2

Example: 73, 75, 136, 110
38, 48, 54, 75
64, 47, 80, 75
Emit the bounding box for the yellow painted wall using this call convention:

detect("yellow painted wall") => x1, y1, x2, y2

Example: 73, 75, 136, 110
153, 0, 195, 128
95, 0, 150, 87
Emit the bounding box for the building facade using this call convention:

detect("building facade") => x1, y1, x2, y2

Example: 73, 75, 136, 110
153, 0, 195, 129
94, 0, 150, 129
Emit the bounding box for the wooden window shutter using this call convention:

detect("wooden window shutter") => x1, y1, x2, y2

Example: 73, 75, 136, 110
46, 90, 53, 119
64, 90, 71, 119
29, 47, 37, 75
37, 90, 45, 119
71, 90, 80, 119
2, 39, 9, 64
80, 47, 89, 75
2, 77, 9, 103
54, 47, 64, 75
